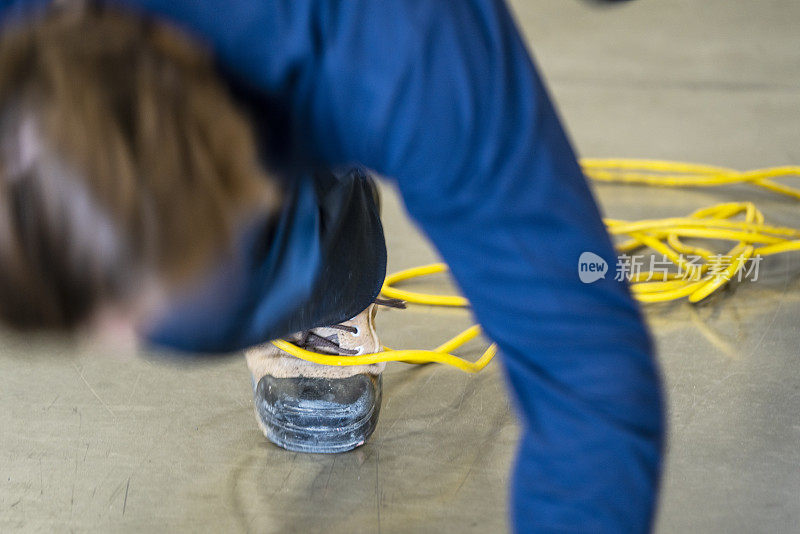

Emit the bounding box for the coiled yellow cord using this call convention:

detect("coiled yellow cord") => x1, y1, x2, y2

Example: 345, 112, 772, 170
582, 159, 800, 200
273, 160, 800, 372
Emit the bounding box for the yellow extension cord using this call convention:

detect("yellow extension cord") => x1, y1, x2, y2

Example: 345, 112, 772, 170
273, 159, 800, 373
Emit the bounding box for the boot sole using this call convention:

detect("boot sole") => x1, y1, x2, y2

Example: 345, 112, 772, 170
253, 374, 382, 454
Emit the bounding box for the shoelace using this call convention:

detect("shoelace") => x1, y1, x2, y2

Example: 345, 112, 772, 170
291, 298, 406, 356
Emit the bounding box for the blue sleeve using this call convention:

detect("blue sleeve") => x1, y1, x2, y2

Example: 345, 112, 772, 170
6, 0, 665, 530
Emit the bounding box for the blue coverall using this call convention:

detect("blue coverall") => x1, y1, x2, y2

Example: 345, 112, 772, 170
0, 1, 664, 531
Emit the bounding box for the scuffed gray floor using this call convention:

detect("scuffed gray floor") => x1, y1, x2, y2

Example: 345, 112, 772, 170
1, 0, 799, 532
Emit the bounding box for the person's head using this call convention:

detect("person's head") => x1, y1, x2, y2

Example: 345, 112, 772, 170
0, 5, 280, 339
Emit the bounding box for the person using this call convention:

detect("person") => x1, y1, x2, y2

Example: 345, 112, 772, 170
0, 1, 663, 532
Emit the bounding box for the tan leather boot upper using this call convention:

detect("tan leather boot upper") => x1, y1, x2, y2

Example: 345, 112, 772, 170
246, 304, 385, 380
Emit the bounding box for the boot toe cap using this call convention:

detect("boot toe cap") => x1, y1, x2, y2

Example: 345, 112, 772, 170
254, 374, 382, 453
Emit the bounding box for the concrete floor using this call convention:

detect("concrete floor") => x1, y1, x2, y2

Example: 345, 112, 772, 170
2, 0, 799, 532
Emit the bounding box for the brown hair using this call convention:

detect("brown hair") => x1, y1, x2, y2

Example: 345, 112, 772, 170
0, 5, 280, 331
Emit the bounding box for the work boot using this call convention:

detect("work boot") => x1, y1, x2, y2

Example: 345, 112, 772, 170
246, 302, 391, 453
